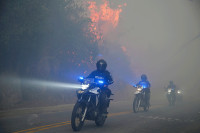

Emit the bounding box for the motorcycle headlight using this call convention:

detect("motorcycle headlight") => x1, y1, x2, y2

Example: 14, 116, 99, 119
177, 90, 181, 94
137, 88, 142, 91
81, 84, 89, 90
168, 89, 171, 93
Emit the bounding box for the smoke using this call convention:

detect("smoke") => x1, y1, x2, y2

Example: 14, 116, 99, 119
109, 0, 200, 87
86, 0, 134, 82
86, 0, 200, 102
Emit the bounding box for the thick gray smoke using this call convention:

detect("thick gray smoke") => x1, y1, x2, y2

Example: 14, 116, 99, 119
94, 0, 200, 101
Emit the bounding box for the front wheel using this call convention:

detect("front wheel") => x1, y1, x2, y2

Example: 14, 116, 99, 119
133, 97, 140, 113
71, 102, 85, 131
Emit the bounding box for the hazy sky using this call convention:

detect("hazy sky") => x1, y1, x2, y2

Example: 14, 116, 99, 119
95, 0, 200, 91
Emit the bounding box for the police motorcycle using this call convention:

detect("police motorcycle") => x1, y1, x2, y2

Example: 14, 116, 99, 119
132, 84, 149, 113
166, 88, 176, 106
71, 76, 112, 131
176, 89, 183, 102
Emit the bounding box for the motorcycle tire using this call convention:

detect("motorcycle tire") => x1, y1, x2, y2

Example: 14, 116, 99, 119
133, 97, 140, 113
144, 104, 149, 112
95, 114, 106, 126
71, 102, 85, 131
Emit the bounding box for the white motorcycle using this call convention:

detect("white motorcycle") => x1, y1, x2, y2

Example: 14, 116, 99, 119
133, 85, 149, 113
176, 89, 183, 102
166, 88, 176, 106
71, 77, 112, 131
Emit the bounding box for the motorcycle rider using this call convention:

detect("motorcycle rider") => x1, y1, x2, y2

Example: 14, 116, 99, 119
87, 59, 113, 114
165, 80, 177, 101
136, 74, 151, 106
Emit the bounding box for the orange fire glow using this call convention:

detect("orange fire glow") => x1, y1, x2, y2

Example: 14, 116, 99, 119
121, 45, 127, 53
88, 0, 126, 43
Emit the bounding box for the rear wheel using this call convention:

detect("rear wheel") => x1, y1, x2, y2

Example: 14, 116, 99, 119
171, 94, 176, 106
167, 94, 172, 106
133, 97, 140, 113
144, 103, 149, 112
95, 114, 106, 126
143, 98, 149, 112
71, 103, 85, 131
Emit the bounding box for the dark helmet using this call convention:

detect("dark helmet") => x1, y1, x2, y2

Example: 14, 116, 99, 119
96, 59, 107, 72
141, 74, 147, 81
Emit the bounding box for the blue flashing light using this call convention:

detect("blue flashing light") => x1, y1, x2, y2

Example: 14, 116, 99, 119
142, 85, 147, 89
79, 76, 84, 80
132, 84, 137, 88
98, 80, 104, 84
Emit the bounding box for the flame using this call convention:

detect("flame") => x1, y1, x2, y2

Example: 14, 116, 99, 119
121, 46, 127, 53
88, 0, 126, 43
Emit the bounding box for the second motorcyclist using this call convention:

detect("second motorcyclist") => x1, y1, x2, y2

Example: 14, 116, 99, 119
135, 74, 151, 106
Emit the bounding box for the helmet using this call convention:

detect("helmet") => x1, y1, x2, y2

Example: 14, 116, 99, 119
141, 74, 147, 81
169, 80, 173, 85
96, 59, 107, 72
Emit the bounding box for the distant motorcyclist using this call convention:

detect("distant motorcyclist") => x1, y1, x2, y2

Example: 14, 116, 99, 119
165, 81, 177, 91
166, 81, 183, 102
135, 74, 151, 106
165, 80, 178, 105
87, 59, 113, 114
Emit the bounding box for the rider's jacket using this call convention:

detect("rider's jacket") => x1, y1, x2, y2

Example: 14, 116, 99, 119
87, 70, 113, 85
136, 80, 151, 91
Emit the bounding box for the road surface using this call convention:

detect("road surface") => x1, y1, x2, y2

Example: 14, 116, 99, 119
0, 97, 200, 133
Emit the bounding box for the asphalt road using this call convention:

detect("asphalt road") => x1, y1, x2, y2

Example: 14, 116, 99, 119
0, 97, 200, 133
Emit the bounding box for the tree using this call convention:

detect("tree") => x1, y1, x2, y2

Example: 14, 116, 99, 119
0, 0, 99, 109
